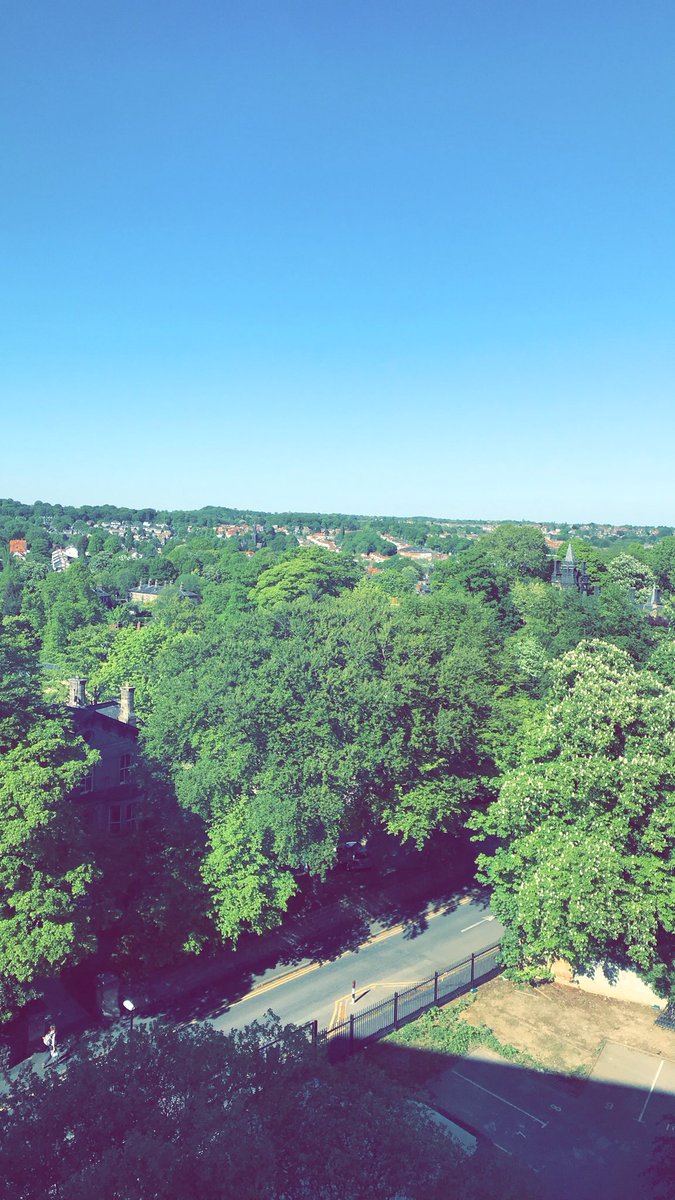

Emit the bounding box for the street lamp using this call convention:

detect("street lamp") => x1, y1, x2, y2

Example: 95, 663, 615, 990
122, 998, 136, 1032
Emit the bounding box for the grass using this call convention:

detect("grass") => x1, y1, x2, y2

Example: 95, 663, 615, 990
367, 994, 551, 1089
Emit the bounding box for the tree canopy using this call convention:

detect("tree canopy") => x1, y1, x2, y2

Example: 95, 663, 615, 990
0, 1016, 526, 1200
476, 640, 675, 978
3, 495, 675, 1002
0, 619, 98, 1018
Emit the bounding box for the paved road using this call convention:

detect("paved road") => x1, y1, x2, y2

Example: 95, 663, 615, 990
209, 897, 502, 1033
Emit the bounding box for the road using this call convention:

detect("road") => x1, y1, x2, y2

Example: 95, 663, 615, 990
209, 897, 503, 1034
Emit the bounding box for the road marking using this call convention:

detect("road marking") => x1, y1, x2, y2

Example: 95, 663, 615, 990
638, 1060, 665, 1123
452, 1069, 548, 1127
229, 959, 324, 1005
328, 999, 347, 1030
221, 900, 491, 1009
460, 916, 496, 933
366, 904, 449, 947
329, 981, 420, 1023
494, 1143, 512, 1155
371, 981, 419, 989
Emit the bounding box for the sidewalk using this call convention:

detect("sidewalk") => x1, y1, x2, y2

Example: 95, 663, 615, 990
3, 836, 480, 1075
143, 840, 482, 1024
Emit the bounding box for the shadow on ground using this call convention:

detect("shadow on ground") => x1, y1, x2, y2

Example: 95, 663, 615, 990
361, 1038, 675, 1200
150, 834, 488, 1024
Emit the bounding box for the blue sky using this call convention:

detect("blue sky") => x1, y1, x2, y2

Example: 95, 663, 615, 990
2, 1, 674, 523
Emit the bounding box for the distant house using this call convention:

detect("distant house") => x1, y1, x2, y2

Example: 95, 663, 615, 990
66, 679, 142, 835
128, 581, 165, 605
178, 585, 201, 604
398, 545, 434, 560
305, 534, 339, 552
9, 538, 27, 558
51, 549, 69, 572
51, 546, 78, 572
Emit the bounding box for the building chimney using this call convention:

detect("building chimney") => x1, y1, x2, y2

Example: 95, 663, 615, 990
68, 678, 87, 707
119, 685, 135, 725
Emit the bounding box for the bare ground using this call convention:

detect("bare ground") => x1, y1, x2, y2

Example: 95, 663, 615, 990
463, 975, 675, 1074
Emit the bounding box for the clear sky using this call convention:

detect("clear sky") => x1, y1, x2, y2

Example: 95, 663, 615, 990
2, 2, 673, 523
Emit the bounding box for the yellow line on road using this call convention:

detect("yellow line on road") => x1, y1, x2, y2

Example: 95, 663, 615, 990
327, 999, 342, 1030
230, 959, 324, 1006
230, 902, 454, 1008
365, 904, 447, 948
365, 981, 419, 989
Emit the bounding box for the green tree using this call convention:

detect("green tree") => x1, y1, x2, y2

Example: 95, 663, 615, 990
39, 560, 105, 657
476, 640, 675, 979
0, 619, 98, 1020
143, 579, 508, 939
86, 529, 106, 555
652, 536, 675, 592
0, 1015, 522, 1200
606, 552, 655, 596
251, 548, 361, 608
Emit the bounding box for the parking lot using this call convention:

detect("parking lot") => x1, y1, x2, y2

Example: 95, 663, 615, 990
432, 1042, 675, 1198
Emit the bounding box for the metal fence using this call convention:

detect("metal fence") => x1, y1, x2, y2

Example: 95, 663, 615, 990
313, 940, 502, 1058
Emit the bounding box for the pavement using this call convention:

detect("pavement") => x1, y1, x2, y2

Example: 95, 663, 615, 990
3, 835, 496, 1076
431, 1040, 675, 1199
207, 895, 501, 1033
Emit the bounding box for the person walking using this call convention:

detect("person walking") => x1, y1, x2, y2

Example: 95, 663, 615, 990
42, 1024, 57, 1064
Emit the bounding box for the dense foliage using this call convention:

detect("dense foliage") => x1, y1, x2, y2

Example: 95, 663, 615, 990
0, 1016, 530, 1200
476, 641, 675, 980
3, 495, 675, 1016
0, 621, 97, 1016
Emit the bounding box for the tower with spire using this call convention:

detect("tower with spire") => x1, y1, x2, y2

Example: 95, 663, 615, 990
551, 544, 598, 596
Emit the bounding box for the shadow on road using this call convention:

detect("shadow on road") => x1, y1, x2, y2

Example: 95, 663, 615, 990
153, 834, 489, 1024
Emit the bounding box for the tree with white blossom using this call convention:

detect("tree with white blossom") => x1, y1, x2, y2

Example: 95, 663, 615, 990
476, 640, 675, 983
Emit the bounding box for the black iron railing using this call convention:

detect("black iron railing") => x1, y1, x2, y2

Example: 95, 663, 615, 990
304, 940, 502, 1057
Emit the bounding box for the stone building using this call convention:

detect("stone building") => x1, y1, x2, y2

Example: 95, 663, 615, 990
66, 679, 143, 835
551, 544, 599, 597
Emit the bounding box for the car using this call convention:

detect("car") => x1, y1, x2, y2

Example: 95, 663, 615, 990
335, 841, 372, 871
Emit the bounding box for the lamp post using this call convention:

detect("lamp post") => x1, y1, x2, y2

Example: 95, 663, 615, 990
122, 998, 136, 1032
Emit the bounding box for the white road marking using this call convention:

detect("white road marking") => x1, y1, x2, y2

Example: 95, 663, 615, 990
494, 1143, 512, 1155
452, 1069, 548, 1128
460, 915, 496, 933
638, 1060, 665, 1123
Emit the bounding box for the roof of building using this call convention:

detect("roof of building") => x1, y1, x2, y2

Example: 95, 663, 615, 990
129, 581, 164, 596
68, 702, 139, 738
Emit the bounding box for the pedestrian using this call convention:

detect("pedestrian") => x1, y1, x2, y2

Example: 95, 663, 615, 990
42, 1024, 57, 1063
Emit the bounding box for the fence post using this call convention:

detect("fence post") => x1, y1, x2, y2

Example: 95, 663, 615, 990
434, 972, 439, 1003
311, 1019, 318, 1049
393, 992, 399, 1030
349, 1013, 355, 1054
471, 953, 475, 984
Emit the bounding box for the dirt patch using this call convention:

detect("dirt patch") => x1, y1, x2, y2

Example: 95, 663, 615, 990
463, 975, 674, 1074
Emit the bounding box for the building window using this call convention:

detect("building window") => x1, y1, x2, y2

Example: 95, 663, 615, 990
109, 801, 138, 835
119, 753, 132, 785
80, 767, 95, 795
